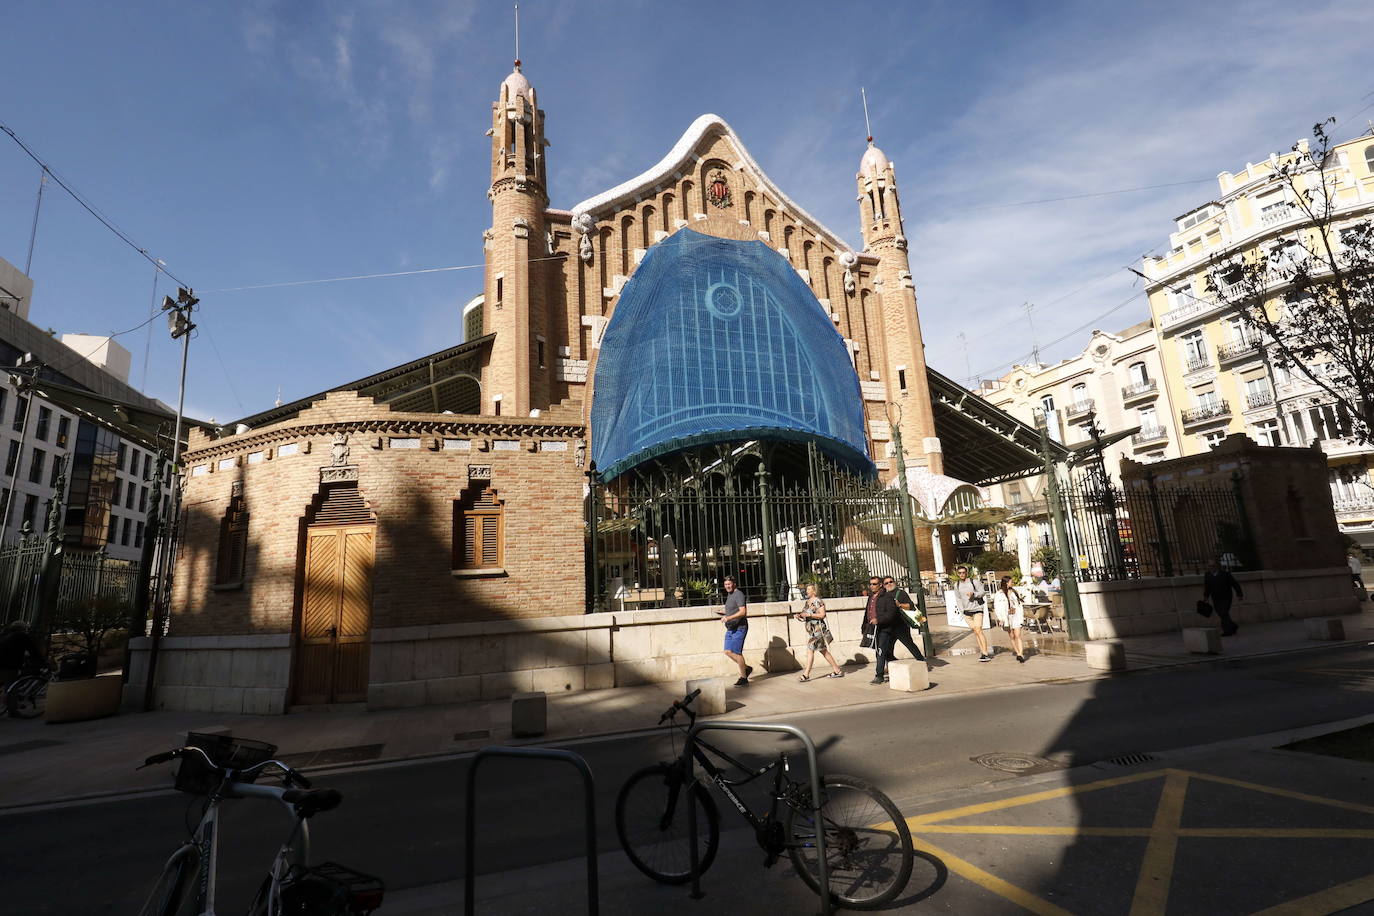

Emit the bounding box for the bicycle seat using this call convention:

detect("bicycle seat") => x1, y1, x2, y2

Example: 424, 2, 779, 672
283, 787, 342, 817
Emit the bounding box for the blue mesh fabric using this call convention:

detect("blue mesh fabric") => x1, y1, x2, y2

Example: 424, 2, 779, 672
591, 228, 874, 480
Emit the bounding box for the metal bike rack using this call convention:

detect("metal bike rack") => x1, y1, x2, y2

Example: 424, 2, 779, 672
683, 721, 832, 916
464, 746, 598, 915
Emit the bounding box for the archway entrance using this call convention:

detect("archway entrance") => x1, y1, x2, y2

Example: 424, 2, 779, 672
293, 483, 375, 704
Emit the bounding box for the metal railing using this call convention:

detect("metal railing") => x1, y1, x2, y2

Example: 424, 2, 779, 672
1131, 427, 1169, 446
1245, 390, 1275, 409
1181, 401, 1231, 425
465, 746, 598, 915
684, 721, 831, 915
1217, 338, 1261, 362
1159, 299, 1207, 328
1184, 354, 1212, 373
1121, 379, 1158, 400
1065, 399, 1095, 420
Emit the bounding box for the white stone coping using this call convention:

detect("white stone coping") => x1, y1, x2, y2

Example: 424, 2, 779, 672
1076, 566, 1350, 594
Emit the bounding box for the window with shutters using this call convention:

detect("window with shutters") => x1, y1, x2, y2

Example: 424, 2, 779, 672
215, 492, 249, 586
453, 484, 504, 573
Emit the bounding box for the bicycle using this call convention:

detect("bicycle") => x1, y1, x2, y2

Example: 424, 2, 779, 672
137, 732, 384, 916
615, 689, 914, 910
4, 659, 54, 719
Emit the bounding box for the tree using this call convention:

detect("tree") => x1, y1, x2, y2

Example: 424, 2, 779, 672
971, 549, 1019, 574
1032, 545, 1060, 579
53, 594, 130, 669
1205, 119, 1374, 446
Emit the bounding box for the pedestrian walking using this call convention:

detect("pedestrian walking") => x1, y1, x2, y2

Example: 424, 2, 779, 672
719, 575, 753, 686
0, 622, 43, 688
871, 577, 924, 684
882, 575, 925, 660
795, 583, 843, 681
952, 565, 991, 661
1201, 558, 1243, 636
862, 574, 882, 651
1349, 552, 1366, 600
992, 576, 1028, 663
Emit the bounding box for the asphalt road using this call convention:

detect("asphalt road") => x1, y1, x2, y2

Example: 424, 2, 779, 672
7, 646, 1373, 915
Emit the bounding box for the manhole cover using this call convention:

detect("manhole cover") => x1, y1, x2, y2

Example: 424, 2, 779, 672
970, 752, 1066, 775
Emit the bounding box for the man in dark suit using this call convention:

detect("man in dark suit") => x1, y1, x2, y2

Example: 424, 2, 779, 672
1202, 558, 1243, 636
872, 577, 924, 684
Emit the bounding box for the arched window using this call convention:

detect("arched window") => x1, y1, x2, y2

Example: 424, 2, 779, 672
453, 483, 504, 571
216, 487, 248, 585
1128, 362, 1149, 386
661, 193, 674, 232
1365, 145, 1374, 173
680, 181, 693, 221
744, 190, 755, 224
641, 206, 655, 247
1071, 383, 1089, 408
620, 215, 634, 274
764, 209, 775, 239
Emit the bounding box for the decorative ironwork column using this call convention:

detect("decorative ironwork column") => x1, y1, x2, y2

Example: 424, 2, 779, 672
756, 463, 778, 602
889, 407, 933, 659
1145, 469, 1173, 577
1037, 413, 1087, 640
586, 465, 602, 614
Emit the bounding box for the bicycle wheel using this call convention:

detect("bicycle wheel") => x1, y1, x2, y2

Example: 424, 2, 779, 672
785, 773, 913, 910
138, 846, 200, 916
615, 763, 720, 884
5, 676, 45, 719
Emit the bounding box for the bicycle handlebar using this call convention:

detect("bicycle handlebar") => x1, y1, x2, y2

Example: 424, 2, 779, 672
140, 746, 311, 788
658, 688, 702, 723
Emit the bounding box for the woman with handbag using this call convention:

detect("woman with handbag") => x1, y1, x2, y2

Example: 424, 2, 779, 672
992, 576, 1028, 663
953, 565, 992, 662
795, 583, 843, 681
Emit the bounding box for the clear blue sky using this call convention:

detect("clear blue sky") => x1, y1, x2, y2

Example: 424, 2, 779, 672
2, 1, 1370, 424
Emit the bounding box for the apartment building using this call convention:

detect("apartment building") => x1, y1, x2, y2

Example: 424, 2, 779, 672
1140, 132, 1374, 548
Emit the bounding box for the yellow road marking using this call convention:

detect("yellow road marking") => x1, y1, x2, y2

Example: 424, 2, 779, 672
910, 833, 1074, 916
1129, 770, 1190, 916
906, 768, 1165, 826
1250, 872, 1374, 916
917, 825, 1148, 836
1185, 771, 1374, 817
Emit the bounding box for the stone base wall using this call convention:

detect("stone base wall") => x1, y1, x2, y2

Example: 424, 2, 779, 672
1078, 567, 1358, 640
125, 634, 292, 715
128, 598, 878, 714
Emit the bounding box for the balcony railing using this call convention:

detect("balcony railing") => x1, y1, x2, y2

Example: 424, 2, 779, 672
1131, 426, 1169, 446
1245, 390, 1275, 410
1261, 206, 1292, 226
1065, 399, 1095, 420
1159, 299, 1208, 328
1334, 493, 1374, 516
1007, 498, 1048, 518
1217, 338, 1261, 362
1185, 353, 1212, 373
1181, 401, 1231, 425
1121, 379, 1158, 400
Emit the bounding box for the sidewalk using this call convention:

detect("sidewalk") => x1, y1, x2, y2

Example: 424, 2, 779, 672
2, 608, 1370, 811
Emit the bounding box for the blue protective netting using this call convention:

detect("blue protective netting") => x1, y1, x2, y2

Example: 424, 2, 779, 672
591, 228, 874, 481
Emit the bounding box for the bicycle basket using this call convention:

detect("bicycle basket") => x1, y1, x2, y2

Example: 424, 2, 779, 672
174, 733, 278, 795
280, 862, 385, 915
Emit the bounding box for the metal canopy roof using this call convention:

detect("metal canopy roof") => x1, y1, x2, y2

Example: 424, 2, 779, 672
229, 334, 494, 432
926, 367, 1069, 486
28, 376, 209, 454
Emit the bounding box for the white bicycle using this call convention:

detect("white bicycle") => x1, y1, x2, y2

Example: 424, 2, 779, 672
137, 733, 384, 915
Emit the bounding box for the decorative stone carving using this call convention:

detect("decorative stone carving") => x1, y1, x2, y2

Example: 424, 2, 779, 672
512, 217, 530, 239
546, 230, 555, 254
330, 433, 350, 467
705, 169, 732, 208
572, 211, 595, 263
320, 465, 359, 484
468, 464, 493, 480
230, 480, 244, 498
575, 439, 586, 468
839, 251, 858, 295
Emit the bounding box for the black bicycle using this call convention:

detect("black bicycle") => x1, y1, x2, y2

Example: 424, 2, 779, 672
615, 689, 913, 910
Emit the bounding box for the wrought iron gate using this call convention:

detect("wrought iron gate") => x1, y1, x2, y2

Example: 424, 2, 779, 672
587, 442, 912, 611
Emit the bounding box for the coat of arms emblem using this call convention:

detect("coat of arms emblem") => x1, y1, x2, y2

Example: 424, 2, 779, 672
706, 169, 732, 209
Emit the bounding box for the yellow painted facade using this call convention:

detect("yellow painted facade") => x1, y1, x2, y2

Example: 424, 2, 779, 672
1141, 133, 1374, 547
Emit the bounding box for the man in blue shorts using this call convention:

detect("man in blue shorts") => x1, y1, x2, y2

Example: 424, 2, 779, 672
720, 575, 753, 687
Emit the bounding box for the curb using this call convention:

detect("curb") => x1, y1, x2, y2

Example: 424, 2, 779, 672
1, 637, 1366, 815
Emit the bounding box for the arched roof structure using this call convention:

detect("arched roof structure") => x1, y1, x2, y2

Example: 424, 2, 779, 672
591, 228, 873, 481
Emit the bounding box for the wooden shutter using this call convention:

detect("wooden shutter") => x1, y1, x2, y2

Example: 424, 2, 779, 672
455, 486, 503, 570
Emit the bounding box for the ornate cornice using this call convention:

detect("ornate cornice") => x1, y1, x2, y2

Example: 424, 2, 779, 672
488, 176, 549, 202
186, 416, 585, 463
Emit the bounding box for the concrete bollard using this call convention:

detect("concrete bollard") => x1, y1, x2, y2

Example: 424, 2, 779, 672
886, 660, 930, 692
685, 677, 727, 716
1084, 641, 1127, 671
1183, 627, 1222, 655
510, 691, 547, 738
1304, 617, 1346, 641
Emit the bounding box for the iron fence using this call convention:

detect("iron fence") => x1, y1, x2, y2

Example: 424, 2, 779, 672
588, 444, 911, 611
1058, 471, 1257, 581
0, 536, 140, 627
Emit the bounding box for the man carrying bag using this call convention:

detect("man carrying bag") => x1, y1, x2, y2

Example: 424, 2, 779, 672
871, 576, 926, 684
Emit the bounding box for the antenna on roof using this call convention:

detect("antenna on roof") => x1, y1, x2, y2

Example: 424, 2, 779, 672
513, 3, 520, 68
1025, 302, 1042, 365
861, 87, 873, 142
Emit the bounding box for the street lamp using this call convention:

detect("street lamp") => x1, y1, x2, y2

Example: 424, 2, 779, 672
143, 287, 196, 711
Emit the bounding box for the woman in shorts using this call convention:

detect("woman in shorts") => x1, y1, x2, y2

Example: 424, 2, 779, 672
795, 583, 843, 681
992, 575, 1028, 663
953, 565, 991, 661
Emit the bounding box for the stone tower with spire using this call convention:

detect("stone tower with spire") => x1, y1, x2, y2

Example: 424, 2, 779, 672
482, 59, 551, 417
856, 137, 944, 476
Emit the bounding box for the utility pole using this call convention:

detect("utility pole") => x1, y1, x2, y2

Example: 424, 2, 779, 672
888, 403, 934, 659
143, 287, 196, 711
24, 168, 48, 275
1036, 411, 1087, 640
1024, 302, 1041, 366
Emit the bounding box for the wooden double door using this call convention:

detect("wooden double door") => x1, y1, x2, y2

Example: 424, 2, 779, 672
294, 523, 374, 704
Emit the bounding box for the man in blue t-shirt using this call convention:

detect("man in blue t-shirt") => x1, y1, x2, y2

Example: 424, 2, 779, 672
720, 576, 753, 686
